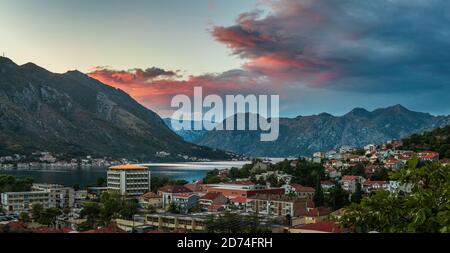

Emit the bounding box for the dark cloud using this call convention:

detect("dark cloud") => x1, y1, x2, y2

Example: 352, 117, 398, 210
89, 66, 179, 83
212, 0, 450, 93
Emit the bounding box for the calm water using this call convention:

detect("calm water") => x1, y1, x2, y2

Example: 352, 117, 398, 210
0, 161, 249, 187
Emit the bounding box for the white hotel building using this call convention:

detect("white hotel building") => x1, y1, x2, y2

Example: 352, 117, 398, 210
107, 164, 151, 198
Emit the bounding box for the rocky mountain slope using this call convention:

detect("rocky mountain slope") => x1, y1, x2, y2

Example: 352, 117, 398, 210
0, 57, 229, 161
195, 106, 450, 157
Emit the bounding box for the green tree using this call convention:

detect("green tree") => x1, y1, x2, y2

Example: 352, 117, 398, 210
313, 177, 325, 206
19, 212, 31, 223
31, 203, 44, 221
341, 162, 450, 233
325, 183, 349, 210
38, 208, 62, 227
119, 200, 139, 219
80, 202, 102, 229
351, 181, 363, 204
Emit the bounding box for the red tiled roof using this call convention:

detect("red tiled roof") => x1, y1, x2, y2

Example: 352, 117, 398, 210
140, 192, 159, 200
291, 184, 315, 193
158, 184, 193, 193
422, 153, 438, 159
82, 223, 126, 233
293, 221, 342, 233
341, 176, 359, 181
230, 197, 248, 203
200, 192, 223, 201
363, 180, 386, 186
208, 204, 224, 211
31, 227, 74, 233
174, 193, 195, 198
228, 181, 255, 186
4, 221, 28, 232
184, 183, 205, 192
301, 207, 332, 217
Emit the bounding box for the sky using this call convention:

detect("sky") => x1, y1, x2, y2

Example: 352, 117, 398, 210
1, 0, 450, 118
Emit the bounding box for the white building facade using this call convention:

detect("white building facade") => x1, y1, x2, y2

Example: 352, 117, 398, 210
107, 164, 151, 198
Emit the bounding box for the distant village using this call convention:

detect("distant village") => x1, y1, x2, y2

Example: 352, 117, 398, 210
1, 139, 449, 233
0, 151, 220, 170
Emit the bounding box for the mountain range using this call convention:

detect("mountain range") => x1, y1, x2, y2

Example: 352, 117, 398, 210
0, 57, 230, 161
183, 106, 450, 157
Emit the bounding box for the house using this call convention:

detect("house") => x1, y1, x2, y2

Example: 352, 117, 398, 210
246, 194, 308, 217
139, 192, 162, 209
417, 151, 440, 162
297, 207, 332, 224
313, 152, 325, 159
364, 165, 378, 175
255, 171, 293, 185
1, 191, 51, 212
184, 182, 208, 194
107, 164, 151, 198
229, 197, 249, 211
289, 221, 343, 233
388, 181, 412, 193
340, 176, 364, 193
283, 184, 315, 198
364, 144, 377, 152
199, 192, 228, 212
205, 182, 284, 199
158, 185, 193, 209
330, 160, 343, 168
320, 181, 335, 191
384, 157, 404, 170
172, 193, 200, 214
362, 180, 389, 193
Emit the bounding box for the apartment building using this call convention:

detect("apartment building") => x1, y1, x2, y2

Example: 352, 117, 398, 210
1, 191, 51, 212
32, 183, 74, 208
107, 164, 151, 198
246, 194, 308, 217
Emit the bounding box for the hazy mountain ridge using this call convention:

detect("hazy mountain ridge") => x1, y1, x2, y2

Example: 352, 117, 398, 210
0, 57, 229, 161
194, 105, 450, 157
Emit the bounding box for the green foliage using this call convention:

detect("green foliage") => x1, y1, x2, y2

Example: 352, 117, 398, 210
119, 200, 139, 219
80, 202, 102, 229
313, 177, 325, 206
341, 162, 450, 233
351, 148, 366, 156
351, 181, 363, 204
19, 212, 30, 223
342, 163, 366, 177
325, 182, 350, 210
203, 169, 223, 184
31, 203, 44, 221
400, 125, 450, 159
229, 166, 251, 179
370, 167, 390, 181
38, 208, 62, 227
289, 160, 325, 187
150, 177, 188, 192
266, 174, 283, 187
80, 191, 139, 229
0, 174, 33, 193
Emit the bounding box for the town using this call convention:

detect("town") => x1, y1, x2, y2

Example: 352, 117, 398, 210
1, 139, 449, 233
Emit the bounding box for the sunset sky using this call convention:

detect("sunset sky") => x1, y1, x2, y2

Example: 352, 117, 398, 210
1, 0, 450, 117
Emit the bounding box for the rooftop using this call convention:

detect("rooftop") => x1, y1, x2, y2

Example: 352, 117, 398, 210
108, 164, 148, 170
292, 221, 342, 233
